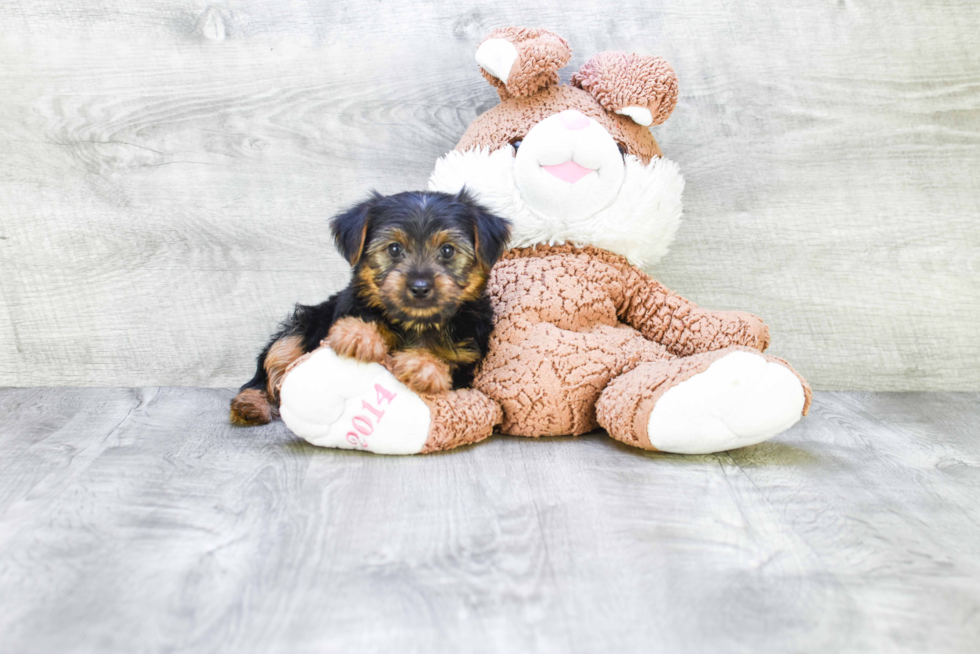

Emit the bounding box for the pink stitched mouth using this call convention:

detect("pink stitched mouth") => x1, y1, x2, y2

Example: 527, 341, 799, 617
541, 161, 595, 183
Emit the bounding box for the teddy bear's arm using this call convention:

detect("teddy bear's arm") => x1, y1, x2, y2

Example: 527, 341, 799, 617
616, 265, 771, 357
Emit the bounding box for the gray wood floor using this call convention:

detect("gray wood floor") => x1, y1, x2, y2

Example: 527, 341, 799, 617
0, 388, 980, 654
1, 390, 978, 652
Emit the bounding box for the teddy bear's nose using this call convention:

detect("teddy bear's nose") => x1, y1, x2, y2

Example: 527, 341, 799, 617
557, 109, 590, 131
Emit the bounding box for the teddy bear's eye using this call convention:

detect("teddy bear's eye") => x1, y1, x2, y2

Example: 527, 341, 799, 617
616, 142, 628, 158
510, 138, 523, 152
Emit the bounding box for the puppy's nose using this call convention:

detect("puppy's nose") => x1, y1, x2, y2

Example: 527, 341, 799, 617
409, 279, 432, 298
557, 109, 590, 131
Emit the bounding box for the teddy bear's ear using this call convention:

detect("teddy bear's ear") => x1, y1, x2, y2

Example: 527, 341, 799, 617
571, 53, 679, 126
476, 27, 571, 99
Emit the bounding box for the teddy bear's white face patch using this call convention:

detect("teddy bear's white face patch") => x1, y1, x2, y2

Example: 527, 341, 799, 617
429, 145, 685, 272
512, 110, 626, 221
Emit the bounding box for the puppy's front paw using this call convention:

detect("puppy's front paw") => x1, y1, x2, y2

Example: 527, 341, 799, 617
389, 350, 452, 395
325, 317, 388, 363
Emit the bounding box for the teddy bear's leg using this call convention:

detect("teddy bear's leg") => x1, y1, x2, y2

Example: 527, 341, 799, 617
278, 346, 501, 455
595, 346, 811, 454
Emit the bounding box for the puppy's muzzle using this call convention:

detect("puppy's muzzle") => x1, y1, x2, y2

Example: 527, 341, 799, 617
409, 278, 432, 299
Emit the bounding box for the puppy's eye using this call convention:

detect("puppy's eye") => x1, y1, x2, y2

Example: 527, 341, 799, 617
387, 243, 403, 258
510, 138, 523, 152
616, 142, 628, 158
439, 244, 456, 259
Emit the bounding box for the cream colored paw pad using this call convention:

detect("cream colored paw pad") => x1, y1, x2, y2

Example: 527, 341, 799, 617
279, 348, 430, 455
646, 351, 805, 454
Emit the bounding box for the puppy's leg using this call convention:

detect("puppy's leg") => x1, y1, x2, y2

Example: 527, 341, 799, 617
389, 349, 453, 395
264, 334, 305, 402
325, 317, 389, 363
230, 334, 304, 425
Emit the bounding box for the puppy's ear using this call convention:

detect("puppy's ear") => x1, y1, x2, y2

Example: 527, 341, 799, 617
456, 187, 511, 270
330, 191, 384, 265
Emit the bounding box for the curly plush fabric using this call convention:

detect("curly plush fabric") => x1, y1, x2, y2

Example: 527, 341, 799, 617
479, 27, 572, 100
419, 389, 503, 453
571, 53, 679, 126
455, 85, 662, 163
472, 244, 786, 437
497, 244, 770, 355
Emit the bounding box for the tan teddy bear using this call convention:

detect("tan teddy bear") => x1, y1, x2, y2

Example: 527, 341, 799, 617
277, 27, 811, 455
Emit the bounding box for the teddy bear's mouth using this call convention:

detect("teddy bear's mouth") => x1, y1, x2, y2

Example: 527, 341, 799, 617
541, 161, 595, 183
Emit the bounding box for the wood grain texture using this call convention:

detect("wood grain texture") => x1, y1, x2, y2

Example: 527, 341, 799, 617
0, 388, 978, 653
0, 0, 978, 389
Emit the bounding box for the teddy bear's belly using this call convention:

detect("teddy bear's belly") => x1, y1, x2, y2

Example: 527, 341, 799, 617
487, 252, 623, 331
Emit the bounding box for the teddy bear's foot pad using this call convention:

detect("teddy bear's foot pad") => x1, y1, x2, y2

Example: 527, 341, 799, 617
279, 347, 431, 454
647, 351, 805, 454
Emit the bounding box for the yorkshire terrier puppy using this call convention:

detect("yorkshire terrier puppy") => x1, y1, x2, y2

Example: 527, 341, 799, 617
230, 190, 511, 426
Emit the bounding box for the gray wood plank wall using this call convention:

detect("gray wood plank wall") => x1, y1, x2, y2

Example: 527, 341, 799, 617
1, 1, 978, 389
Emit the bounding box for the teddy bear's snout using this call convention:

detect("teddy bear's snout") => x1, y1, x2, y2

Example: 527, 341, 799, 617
557, 109, 590, 131
508, 109, 629, 221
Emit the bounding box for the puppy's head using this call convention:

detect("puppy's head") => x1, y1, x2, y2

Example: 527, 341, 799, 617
330, 190, 511, 329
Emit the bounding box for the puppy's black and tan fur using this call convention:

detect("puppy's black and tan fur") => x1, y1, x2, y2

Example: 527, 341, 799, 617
230, 190, 511, 426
